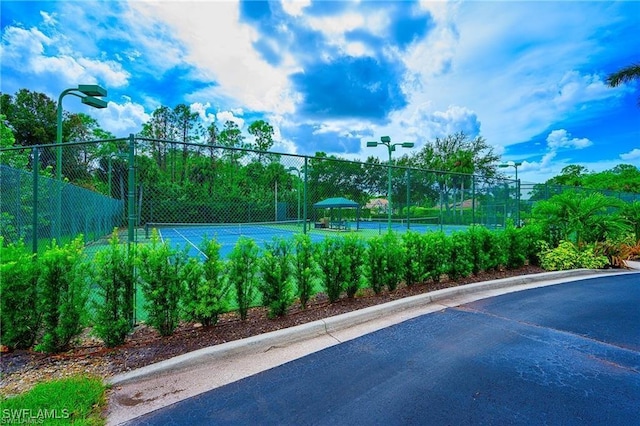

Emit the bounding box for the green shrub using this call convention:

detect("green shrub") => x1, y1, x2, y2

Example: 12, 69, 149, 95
505, 224, 529, 269
36, 237, 89, 353
316, 238, 347, 302
138, 230, 185, 336
365, 235, 386, 295
517, 223, 544, 266
293, 233, 319, 309
182, 237, 231, 326
92, 231, 137, 347
422, 231, 451, 283
259, 237, 294, 318
467, 226, 492, 275
539, 240, 609, 271
228, 237, 260, 320
0, 238, 40, 349
448, 231, 473, 281
343, 234, 366, 298
402, 231, 427, 286
366, 232, 405, 294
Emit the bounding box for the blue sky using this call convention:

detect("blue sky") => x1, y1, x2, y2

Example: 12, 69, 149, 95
1, 0, 638, 183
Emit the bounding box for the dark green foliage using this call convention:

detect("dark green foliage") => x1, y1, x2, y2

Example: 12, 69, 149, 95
365, 235, 386, 295
259, 237, 294, 318
92, 231, 136, 347
467, 226, 503, 274
402, 231, 427, 286
0, 239, 40, 349
293, 234, 318, 309
517, 223, 545, 266
448, 231, 473, 281
182, 237, 231, 326
228, 237, 260, 320
366, 233, 405, 294
316, 238, 345, 303
501, 224, 527, 270
422, 232, 451, 283
138, 230, 185, 336
343, 234, 366, 298
36, 237, 89, 353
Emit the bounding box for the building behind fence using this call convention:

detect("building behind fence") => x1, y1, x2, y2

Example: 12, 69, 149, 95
1, 136, 639, 253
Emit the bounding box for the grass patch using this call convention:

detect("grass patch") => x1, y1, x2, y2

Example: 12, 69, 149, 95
0, 375, 107, 425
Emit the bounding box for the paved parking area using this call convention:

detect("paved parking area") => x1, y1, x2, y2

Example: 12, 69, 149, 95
126, 273, 639, 425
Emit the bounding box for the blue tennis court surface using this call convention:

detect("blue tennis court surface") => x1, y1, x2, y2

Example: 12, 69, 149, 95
151, 221, 470, 259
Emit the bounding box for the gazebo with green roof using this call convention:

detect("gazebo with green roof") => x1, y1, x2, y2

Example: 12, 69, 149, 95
313, 197, 361, 230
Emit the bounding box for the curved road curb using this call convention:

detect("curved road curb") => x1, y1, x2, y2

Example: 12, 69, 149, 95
108, 268, 626, 387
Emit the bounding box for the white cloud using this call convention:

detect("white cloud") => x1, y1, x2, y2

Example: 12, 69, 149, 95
620, 149, 640, 162
190, 102, 216, 126
546, 129, 592, 150
96, 99, 150, 136
216, 110, 244, 129
281, 0, 311, 17
1, 24, 129, 89
129, 1, 296, 114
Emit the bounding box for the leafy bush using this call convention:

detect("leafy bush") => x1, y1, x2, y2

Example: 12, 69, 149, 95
539, 240, 609, 271
422, 231, 451, 283
259, 237, 294, 318
36, 237, 89, 353
342, 234, 367, 298
228, 237, 260, 320
467, 226, 494, 275
182, 237, 231, 326
0, 238, 40, 349
316, 238, 347, 302
365, 235, 386, 295
402, 231, 427, 286
517, 223, 544, 266
293, 233, 318, 309
448, 231, 473, 281
92, 231, 137, 347
366, 232, 405, 294
501, 224, 527, 270
138, 230, 185, 336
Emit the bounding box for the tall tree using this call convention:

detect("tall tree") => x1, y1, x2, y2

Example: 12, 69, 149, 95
606, 62, 640, 105
406, 132, 500, 215
173, 104, 201, 183
247, 119, 274, 163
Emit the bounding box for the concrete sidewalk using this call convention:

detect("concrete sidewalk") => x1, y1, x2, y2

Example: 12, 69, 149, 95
106, 268, 637, 425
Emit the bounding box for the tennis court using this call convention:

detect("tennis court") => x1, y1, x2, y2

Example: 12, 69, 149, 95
147, 218, 470, 259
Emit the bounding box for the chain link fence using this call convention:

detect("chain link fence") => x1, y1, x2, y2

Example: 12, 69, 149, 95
2, 137, 639, 254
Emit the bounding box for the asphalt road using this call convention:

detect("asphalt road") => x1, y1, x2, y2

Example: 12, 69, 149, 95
128, 274, 640, 425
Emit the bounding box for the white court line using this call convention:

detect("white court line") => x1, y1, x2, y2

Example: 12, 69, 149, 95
171, 228, 208, 260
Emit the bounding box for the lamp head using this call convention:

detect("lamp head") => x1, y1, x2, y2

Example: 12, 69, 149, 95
366, 141, 378, 147
498, 164, 509, 168
401, 142, 414, 148
82, 96, 108, 109
78, 84, 107, 97
380, 136, 391, 143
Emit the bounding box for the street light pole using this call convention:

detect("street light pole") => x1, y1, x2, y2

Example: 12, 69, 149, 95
367, 136, 414, 231
499, 161, 522, 226
55, 84, 108, 240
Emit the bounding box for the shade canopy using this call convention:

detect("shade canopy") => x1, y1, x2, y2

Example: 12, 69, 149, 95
313, 197, 359, 208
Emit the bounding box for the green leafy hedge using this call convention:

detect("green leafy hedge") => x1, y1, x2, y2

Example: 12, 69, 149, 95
1, 223, 612, 349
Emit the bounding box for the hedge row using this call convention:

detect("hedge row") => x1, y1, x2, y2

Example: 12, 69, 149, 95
0, 224, 548, 352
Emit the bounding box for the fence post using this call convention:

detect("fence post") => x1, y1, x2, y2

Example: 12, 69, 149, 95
128, 134, 136, 244
32, 147, 39, 253
472, 175, 476, 226
406, 169, 410, 230
303, 157, 308, 234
